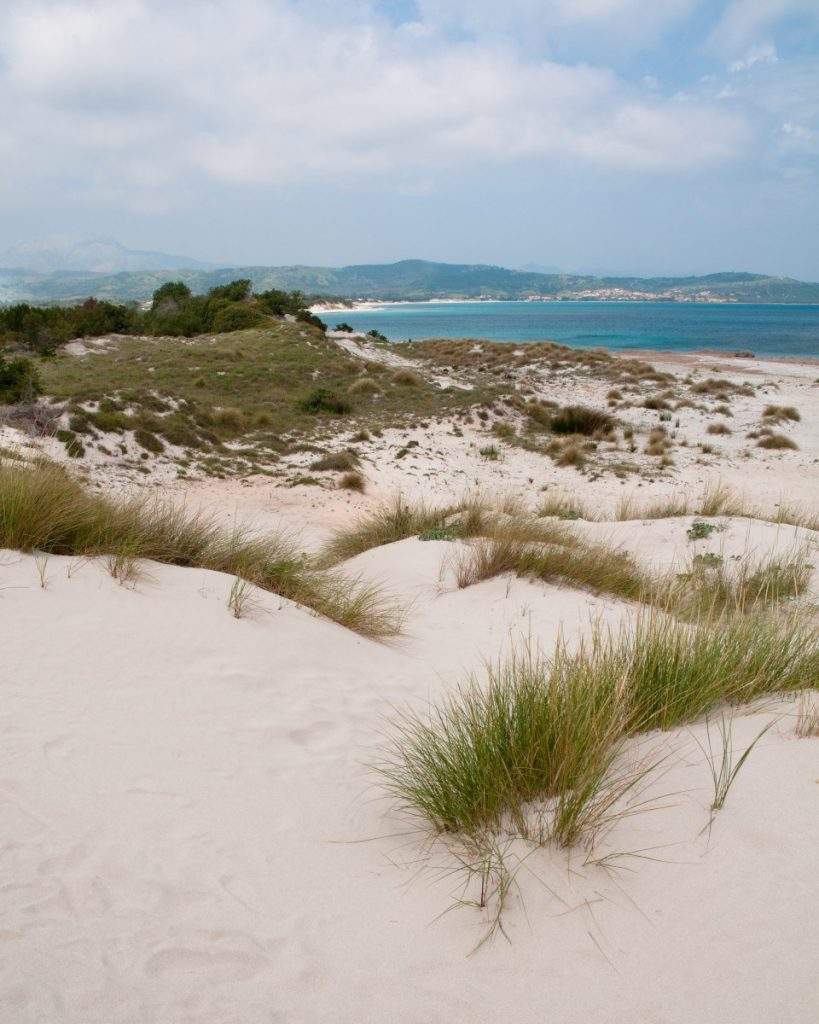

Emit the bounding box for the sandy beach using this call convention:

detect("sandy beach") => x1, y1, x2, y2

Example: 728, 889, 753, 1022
2, 333, 817, 1024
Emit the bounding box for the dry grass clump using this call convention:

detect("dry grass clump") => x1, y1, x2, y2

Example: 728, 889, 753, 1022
0, 461, 401, 637
380, 612, 817, 843
549, 405, 615, 437
615, 493, 692, 520
645, 428, 672, 457
525, 399, 559, 429
690, 378, 753, 399
310, 450, 359, 472
706, 422, 731, 435
762, 404, 800, 423
554, 441, 586, 469
538, 492, 589, 520
452, 535, 645, 602
391, 368, 423, 387
339, 470, 365, 492
214, 406, 245, 431
348, 377, 380, 396
757, 433, 798, 451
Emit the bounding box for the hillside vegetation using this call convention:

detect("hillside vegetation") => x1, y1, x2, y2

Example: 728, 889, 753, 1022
2, 259, 818, 304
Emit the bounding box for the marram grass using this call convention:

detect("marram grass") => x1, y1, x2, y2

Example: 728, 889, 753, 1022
380, 612, 818, 844
0, 461, 402, 638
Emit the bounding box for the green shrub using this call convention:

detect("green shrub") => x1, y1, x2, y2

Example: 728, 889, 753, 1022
687, 520, 722, 541
0, 356, 42, 404
210, 304, 263, 333
55, 429, 85, 458
298, 387, 352, 415
134, 429, 164, 453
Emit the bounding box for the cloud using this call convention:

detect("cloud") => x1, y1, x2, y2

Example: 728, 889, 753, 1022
0, 0, 750, 212
729, 43, 779, 72
709, 1, 819, 57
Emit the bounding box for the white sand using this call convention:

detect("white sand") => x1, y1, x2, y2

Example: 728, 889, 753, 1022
2, 529, 818, 1023
2, 345, 818, 1021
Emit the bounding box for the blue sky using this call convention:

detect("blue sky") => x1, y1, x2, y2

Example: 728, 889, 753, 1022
1, 0, 817, 277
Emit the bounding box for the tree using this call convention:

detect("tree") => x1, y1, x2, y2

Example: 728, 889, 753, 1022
151, 281, 192, 312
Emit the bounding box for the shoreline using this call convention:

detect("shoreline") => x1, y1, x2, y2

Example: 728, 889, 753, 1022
311, 297, 818, 313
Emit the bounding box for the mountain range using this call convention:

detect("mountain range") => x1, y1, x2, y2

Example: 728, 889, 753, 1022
1, 252, 818, 305
0, 236, 212, 276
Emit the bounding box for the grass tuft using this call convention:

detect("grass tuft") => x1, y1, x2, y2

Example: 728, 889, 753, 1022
0, 461, 401, 638
757, 433, 798, 451
381, 612, 818, 843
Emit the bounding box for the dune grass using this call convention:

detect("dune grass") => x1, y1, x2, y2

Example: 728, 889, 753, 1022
695, 714, 773, 814
449, 514, 811, 620
380, 612, 818, 845
0, 461, 402, 637
664, 548, 813, 619
318, 495, 460, 564
451, 535, 645, 603
794, 693, 819, 737
325, 482, 817, 570
757, 433, 798, 451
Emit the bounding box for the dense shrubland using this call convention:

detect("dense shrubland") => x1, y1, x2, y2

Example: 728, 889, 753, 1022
0, 279, 325, 358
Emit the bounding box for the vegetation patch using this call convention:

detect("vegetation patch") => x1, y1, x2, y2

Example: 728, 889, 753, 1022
0, 461, 402, 638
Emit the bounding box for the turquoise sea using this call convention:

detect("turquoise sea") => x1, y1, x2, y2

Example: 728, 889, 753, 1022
327, 301, 819, 358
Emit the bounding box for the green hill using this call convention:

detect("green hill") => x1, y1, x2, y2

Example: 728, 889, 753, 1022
2, 259, 818, 304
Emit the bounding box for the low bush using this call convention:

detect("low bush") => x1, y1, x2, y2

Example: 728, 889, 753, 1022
0, 356, 42, 404
298, 387, 353, 415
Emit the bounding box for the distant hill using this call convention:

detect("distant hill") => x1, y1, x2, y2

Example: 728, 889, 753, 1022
0, 236, 213, 275
1, 258, 818, 304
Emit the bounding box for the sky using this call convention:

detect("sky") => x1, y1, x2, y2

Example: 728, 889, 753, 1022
0, 0, 818, 278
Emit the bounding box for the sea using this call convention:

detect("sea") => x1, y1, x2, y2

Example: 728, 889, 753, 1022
323, 301, 819, 359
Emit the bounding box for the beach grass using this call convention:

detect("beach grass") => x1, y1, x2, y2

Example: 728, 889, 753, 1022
380, 611, 818, 844
0, 460, 402, 637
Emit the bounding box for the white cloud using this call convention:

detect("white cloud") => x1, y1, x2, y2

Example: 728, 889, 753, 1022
709, 1, 819, 57
729, 43, 779, 72
0, 0, 750, 212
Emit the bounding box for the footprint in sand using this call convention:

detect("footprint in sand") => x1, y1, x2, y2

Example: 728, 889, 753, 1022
286, 720, 336, 750
144, 946, 268, 982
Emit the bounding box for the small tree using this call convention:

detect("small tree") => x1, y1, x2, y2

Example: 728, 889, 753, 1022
151, 281, 192, 312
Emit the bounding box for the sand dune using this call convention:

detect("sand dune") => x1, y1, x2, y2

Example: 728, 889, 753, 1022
2, 533, 817, 1023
